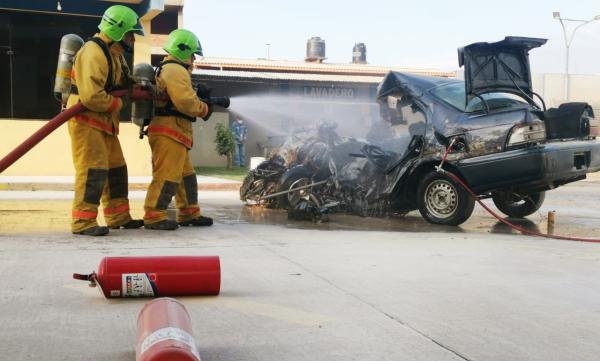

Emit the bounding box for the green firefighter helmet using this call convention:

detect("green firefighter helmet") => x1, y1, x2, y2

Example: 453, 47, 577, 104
98, 5, 144, 42
163, 29, 203, 63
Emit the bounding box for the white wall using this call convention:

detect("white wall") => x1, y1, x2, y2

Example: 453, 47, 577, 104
189, 111, 230, 167
533, 73, 600, 116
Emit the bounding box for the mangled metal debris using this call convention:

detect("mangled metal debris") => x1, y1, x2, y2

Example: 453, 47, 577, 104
240, 119, 419, 221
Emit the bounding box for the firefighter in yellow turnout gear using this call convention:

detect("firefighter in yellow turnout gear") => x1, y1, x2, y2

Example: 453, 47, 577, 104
143, 29, 214, 230
67, 5, 144, 236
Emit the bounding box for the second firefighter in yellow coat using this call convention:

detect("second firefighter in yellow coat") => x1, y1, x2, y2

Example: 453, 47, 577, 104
143, 29, 213, 230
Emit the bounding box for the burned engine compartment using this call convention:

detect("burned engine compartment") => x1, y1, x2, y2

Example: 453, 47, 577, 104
240, 119, 424, 221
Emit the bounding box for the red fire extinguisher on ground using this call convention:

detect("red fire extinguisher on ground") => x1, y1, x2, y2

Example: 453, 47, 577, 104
73, 256, 220, 298
136, 298, 201, 361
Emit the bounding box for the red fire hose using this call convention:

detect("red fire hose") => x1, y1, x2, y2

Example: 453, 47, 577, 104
439, 142, 600, 243
0, 89, 157, 174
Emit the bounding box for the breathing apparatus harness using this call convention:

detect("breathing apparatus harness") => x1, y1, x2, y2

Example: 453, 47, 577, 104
153, 60, 197, 122
153, 60, 230, 124
70, 37, 128, 96
130, 59, 229, 140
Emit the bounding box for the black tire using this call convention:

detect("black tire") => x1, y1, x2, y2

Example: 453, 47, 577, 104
492, 191, 545, 218
239, 173, 255, 201
277, 166, 313, 208
416, 171, 475, 226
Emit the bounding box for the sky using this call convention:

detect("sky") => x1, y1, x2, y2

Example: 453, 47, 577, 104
183, 0, 600, 74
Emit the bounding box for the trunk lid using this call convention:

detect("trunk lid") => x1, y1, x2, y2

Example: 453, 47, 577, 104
458, 36, 547, 105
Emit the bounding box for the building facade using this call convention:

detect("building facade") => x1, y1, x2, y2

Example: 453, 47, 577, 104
0, 0, 455, 176
0, 0, 181, 176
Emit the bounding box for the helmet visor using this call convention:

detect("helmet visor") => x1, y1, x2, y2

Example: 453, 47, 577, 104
194, 41, 203, 57
130, 18, 145, 36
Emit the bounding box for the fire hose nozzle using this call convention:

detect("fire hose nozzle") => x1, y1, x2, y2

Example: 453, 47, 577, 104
196, 83, 230, 108
206, 96, 230, 109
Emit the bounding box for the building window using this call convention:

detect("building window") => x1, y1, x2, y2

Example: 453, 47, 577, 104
0, 10, 97, 119
151, 7, 178, 35
151, 54, 164, 67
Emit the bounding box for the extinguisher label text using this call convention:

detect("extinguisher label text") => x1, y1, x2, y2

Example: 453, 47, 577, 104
140, 327, 201, 361
122, 273, 156, 297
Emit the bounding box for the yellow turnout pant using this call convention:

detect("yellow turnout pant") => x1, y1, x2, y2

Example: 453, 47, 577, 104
143, 134, 201, 224
69, 121, 133, 232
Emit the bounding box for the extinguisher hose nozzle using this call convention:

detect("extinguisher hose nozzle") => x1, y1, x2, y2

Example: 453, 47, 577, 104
72, 273, 91, 281
73, 272, 99, 287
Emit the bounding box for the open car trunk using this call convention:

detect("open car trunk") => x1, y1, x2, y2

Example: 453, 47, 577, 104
458, 36, 547, 105
459, 36, 595, 140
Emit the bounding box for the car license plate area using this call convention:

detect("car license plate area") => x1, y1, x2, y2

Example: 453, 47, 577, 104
574, 152, 590, 170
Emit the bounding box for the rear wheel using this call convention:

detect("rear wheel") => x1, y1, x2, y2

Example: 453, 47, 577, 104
287, 178, 314, 207
417, 171, 475, 226
492, 191, 545, 218
277, 166, 313, 208
239, 173, 256, 201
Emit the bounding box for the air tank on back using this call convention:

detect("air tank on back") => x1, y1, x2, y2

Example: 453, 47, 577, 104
305, 36, 326, 62
54, 34, 84, 103
352, 43, 367, 64
131, 63, 156, 138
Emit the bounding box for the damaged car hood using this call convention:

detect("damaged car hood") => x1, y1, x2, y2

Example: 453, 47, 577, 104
377, 72, 454, 99
458, 36, 547, 104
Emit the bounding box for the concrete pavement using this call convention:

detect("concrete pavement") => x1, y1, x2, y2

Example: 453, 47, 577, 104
1, 182, 600, 361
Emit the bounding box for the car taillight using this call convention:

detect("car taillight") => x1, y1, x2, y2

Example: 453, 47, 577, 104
507, 121, 546, 146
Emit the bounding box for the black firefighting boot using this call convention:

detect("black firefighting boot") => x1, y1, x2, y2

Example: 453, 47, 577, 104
110, 219, 144, 229
144, 219, 179, 230
73, 226, 110, 236
178, 216, 213, 227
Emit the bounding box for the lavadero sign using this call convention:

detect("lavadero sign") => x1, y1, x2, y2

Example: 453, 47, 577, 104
303, 86, 355, 98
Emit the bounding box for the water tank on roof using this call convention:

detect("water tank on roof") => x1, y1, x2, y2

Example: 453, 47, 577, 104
352, 43, 367, 64
306, 36, 326, 62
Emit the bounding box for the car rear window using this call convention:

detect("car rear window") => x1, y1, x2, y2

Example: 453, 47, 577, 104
431, 82, 526, 113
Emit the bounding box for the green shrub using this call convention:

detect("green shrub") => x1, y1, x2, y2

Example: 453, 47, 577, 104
214, 123, 235, 169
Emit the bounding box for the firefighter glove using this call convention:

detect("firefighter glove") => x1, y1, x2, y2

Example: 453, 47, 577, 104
201, 103, 214, 122
196, 83, 212, 101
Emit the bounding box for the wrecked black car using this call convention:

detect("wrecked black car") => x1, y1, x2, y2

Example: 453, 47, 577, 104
241, 37, 600, 226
